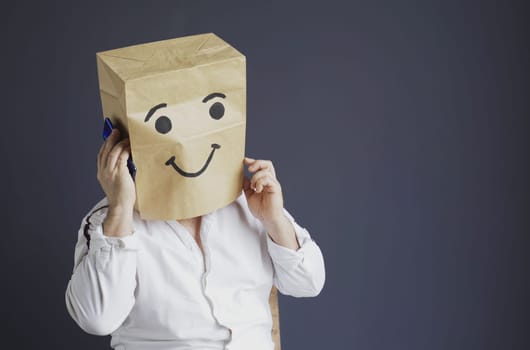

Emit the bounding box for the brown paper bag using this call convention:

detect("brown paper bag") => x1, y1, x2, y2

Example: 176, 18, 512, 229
96, 33, 246, 220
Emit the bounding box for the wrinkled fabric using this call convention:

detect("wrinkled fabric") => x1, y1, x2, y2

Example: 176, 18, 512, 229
65, 190, 325, 350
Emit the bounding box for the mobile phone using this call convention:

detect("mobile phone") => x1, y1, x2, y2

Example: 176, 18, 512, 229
102, 117, 137, 179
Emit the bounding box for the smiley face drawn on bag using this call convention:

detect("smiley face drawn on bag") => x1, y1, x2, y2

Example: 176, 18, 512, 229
143, 92, 226, 178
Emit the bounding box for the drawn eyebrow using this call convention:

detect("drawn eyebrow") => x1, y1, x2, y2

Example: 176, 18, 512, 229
202, 92, 226, 103
144, 103, 167, 122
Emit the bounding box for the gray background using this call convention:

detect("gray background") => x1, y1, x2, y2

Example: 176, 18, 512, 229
2, 0, 528, 349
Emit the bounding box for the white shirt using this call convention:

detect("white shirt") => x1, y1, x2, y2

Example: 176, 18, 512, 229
65, 191, 325, 350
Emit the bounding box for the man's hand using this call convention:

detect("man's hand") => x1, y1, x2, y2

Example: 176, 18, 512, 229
243, 157, 300, 250
97, 129, 135, 237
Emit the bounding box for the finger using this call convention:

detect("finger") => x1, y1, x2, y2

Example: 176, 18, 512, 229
247, 159, 276, 177
254, 175, 280, 193
244, 156, 256, 165
254, 174, 278, 193
98, 130, 116, 170
106, 138, 129, 170
250, 169, 276, 190
105, 138, 130, 170
247, 159, 271, 172
97, 141, 106, 171
116, 146, 131, 172
100, 129, 121, 167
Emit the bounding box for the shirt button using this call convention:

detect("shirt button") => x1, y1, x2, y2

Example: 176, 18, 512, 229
118, 239, 126, 249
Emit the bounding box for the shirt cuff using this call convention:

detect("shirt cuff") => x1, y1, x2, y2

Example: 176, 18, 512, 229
86, 206, 139, 252
266, 210, 312, 270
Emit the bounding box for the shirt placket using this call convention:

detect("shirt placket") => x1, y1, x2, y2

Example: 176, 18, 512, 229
199, 216, 233, 349
164, 221, 203, 273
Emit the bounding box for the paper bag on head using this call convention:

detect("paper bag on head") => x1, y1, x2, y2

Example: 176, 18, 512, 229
96, 33, 246, 220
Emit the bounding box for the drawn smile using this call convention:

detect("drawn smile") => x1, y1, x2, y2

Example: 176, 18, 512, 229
164, 143, 221, 178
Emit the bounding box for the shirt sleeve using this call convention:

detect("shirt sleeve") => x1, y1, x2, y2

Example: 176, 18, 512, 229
265, 208, 326, 298
65, 198, 138, 336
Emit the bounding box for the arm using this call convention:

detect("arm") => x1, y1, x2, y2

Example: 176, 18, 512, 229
265, 208, 326, 297
243, 157, 326, 298
65, 128, 138, 335
65, 200, 138, 335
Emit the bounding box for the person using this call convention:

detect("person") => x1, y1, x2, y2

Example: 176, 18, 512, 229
65, 128, 326, 350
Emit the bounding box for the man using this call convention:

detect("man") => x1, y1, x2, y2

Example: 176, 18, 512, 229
65, 34, 325, 350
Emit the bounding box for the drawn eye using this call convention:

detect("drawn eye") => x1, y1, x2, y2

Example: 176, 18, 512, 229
209, 102, 225, 120
155, 116, 172, 134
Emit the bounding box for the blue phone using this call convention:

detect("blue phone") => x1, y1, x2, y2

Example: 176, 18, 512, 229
103, 117, 137, 179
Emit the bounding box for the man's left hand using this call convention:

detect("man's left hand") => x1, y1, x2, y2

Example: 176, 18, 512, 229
243, 157, 300, 250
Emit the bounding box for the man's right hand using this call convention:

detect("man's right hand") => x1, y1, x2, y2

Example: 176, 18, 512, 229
97, 128, 135, 237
